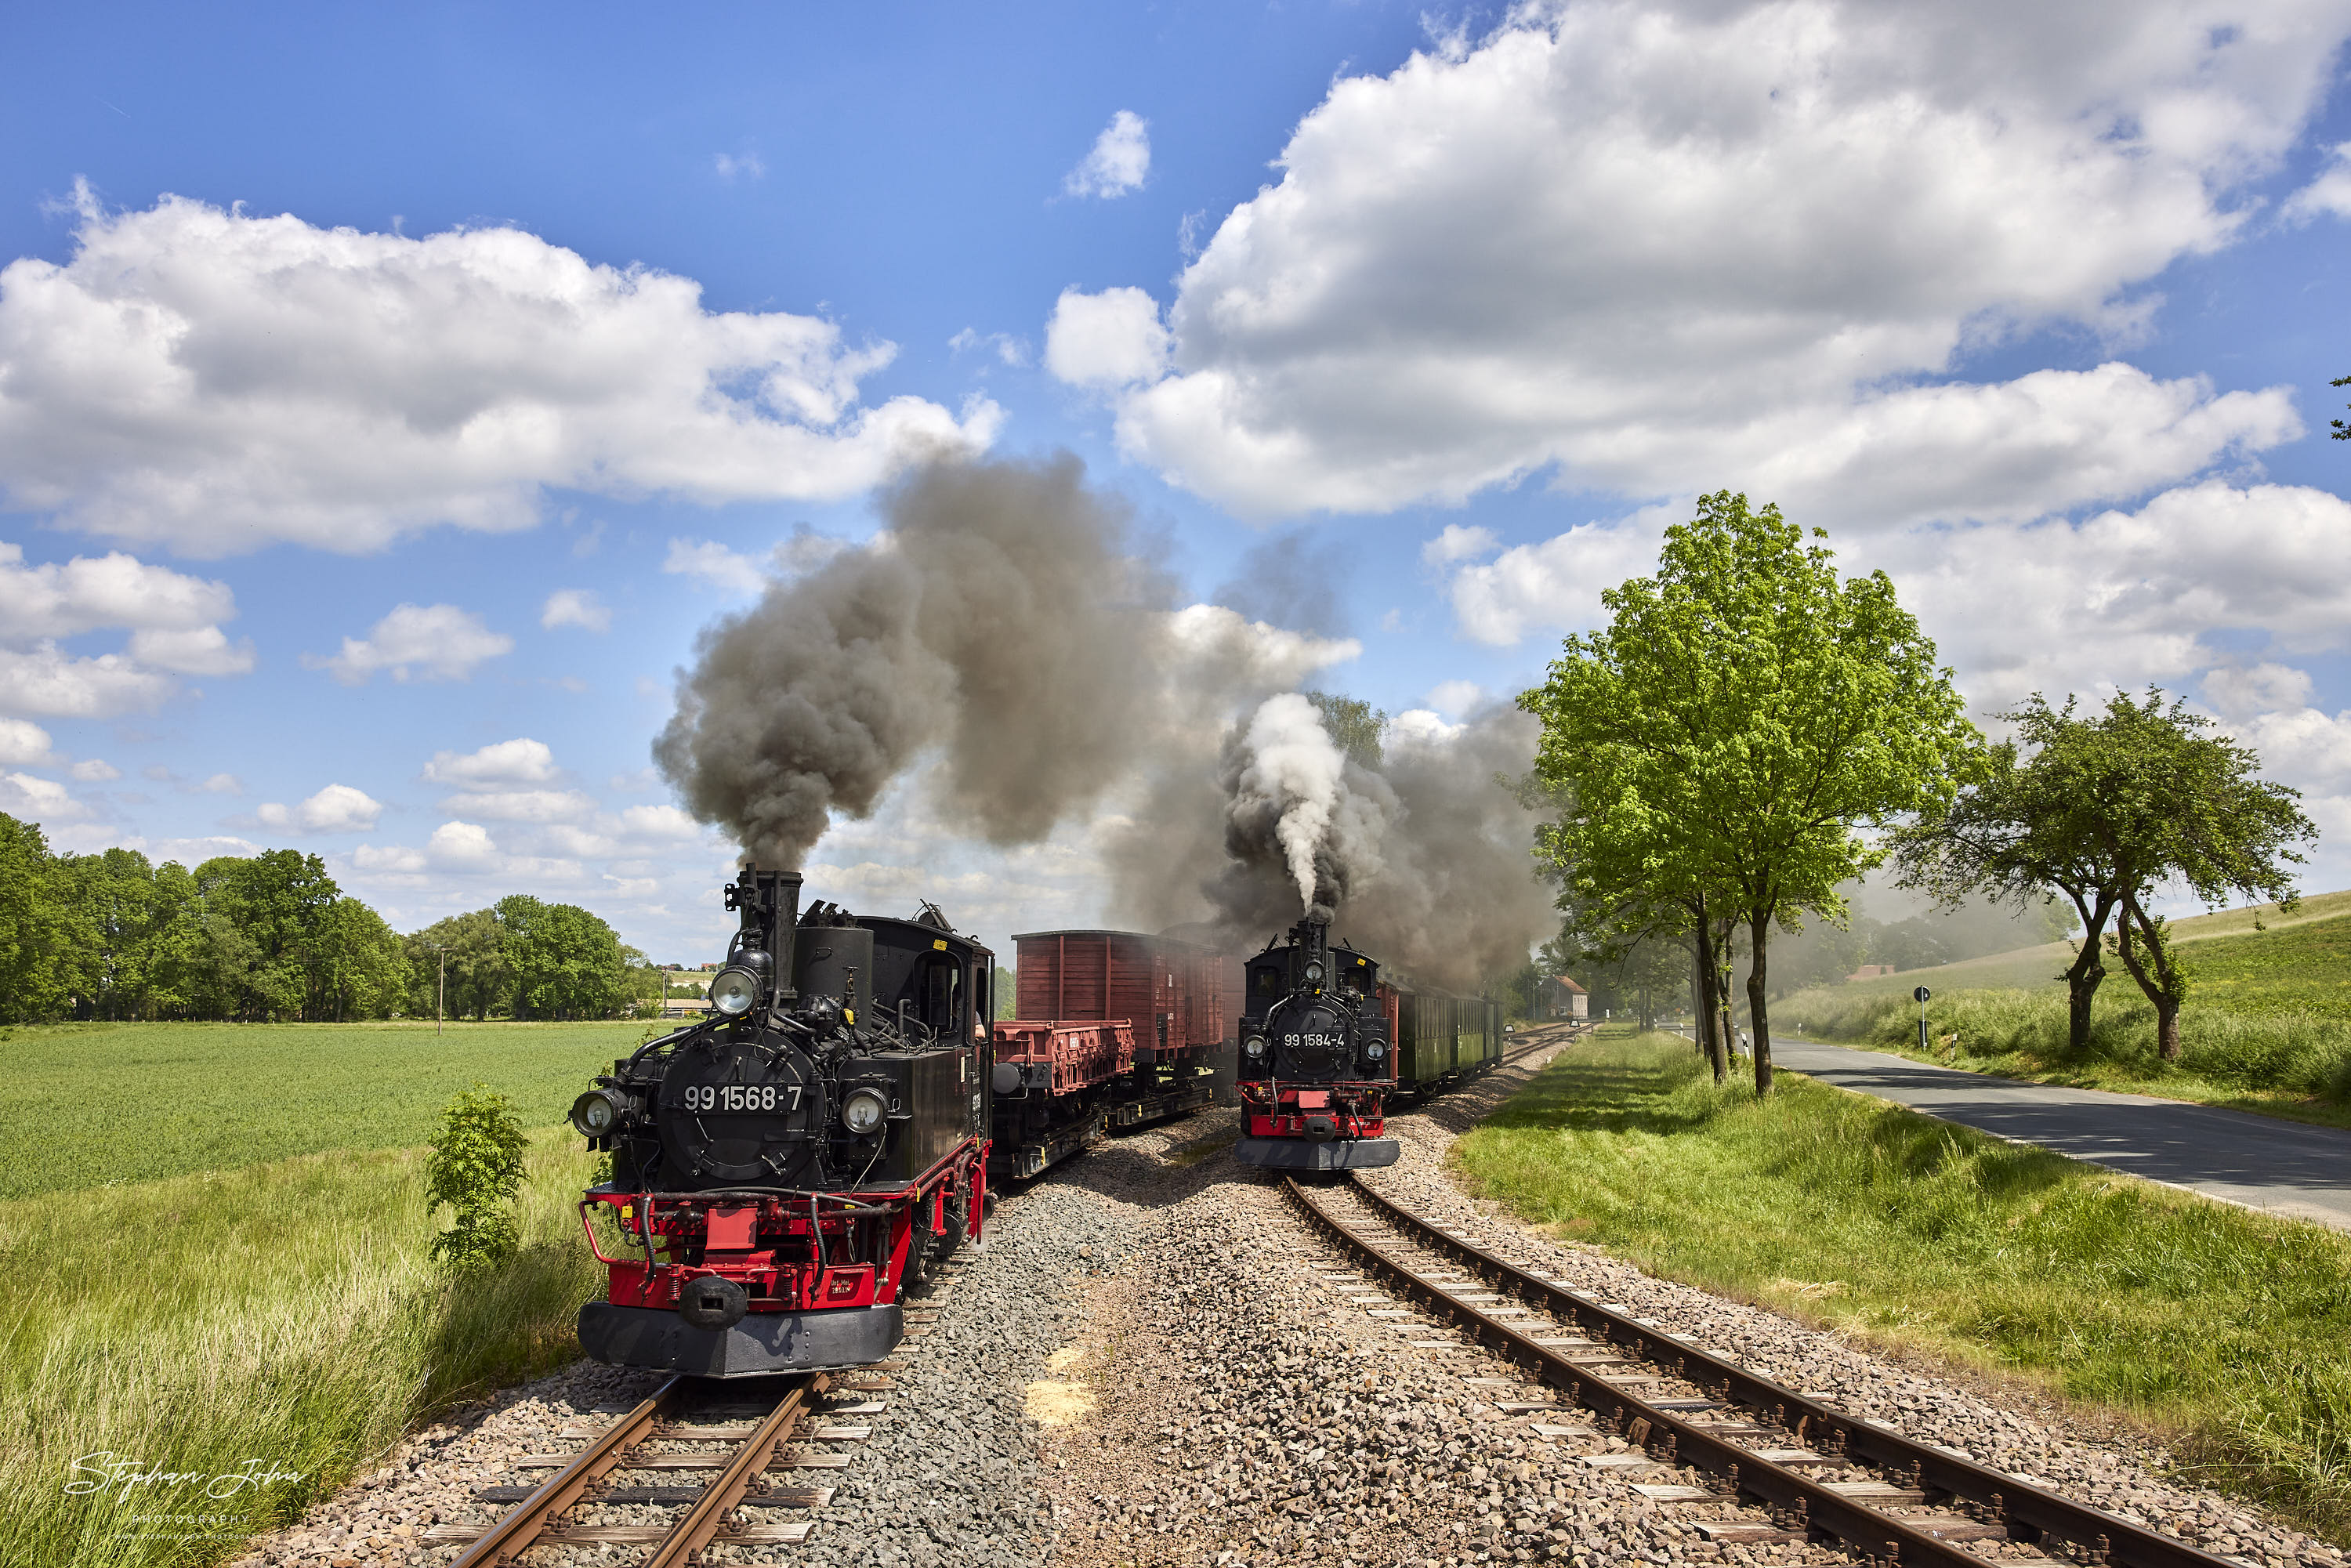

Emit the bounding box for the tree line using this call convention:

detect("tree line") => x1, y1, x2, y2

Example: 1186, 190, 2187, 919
1520, 492, 2313, 1092
0, 811, 660, 1025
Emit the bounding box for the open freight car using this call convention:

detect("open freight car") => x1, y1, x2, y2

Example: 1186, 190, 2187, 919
989, 928, 1236, 1178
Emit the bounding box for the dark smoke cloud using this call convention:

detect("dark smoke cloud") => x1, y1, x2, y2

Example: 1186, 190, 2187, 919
654, 454, 1174, 865
1212, 529, 1353, 639
657, 449, 1551, 991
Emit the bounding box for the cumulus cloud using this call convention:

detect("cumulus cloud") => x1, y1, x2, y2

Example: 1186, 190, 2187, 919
69, 758, 120, 780
0, 770, 89, 823
1056, 2, 2344, 520
1063, 110, 1151, 198
0, 718, 53, 765
0, 186, 999, 556
423, 737, 559, 787
307, 603, 513, 685
248, 783, 383, 833
713, 151, 766, 181
0, 540, 254, 715
2285, 142, 2351, 221
434, 788, 597, 824
426, 820, 499, 868
540, 588, 610, 632
1043, 288, 1169, 389
949, 328, 1031, 368
662, 538, 766, 597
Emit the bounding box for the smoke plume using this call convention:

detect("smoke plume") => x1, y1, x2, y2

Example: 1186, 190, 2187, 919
657, 451, 1552, 991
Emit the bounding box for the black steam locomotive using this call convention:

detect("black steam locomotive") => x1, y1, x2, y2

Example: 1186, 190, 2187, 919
569, 866, 993, 1378
1231, 914, 1401, 1171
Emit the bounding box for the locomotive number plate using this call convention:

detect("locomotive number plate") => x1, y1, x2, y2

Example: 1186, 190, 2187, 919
682, 1084, 799, 1112
1284, 1034, 1342, 1050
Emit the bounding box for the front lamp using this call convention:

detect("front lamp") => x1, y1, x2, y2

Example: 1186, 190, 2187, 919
570, 1088, 628, 1137
1243, 1034, 1267, 1058
1363, 1038, 1388, 1062
841, 1087, 888, 1136
1303, 960, 1325, 985
709, 965, 763, 1016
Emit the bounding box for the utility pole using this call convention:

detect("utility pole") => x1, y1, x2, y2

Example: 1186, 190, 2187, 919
432, 943, 447, 1037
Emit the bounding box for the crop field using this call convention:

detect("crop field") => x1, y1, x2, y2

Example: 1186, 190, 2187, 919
0, 1018, 646, 1200
1454, 1030, 2351, 1538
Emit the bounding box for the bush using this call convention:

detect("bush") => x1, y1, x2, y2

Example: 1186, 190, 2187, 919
425, 1084, 527, 1270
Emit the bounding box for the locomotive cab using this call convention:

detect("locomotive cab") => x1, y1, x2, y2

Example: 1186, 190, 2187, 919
1232, 914, 1400, 1172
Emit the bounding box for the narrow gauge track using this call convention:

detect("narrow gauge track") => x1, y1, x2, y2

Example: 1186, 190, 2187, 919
423, 1364, 893, 1563
1284, 1174, 2234, 1568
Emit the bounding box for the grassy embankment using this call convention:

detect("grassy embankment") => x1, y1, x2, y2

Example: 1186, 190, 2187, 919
0, 1019, 640, 1568
1775, 893, 2351, 1127
1454, 1030, 2351, 1538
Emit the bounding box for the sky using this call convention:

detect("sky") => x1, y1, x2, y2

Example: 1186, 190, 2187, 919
6, 0, 2351, 965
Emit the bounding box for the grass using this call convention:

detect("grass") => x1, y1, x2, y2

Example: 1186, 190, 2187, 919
0, 1019, 645, 1200
1453, 1030, 2351, 1540
0, 1125, 604, 1568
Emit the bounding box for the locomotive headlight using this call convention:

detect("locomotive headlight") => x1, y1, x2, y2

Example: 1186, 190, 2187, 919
1364, 1038, 1388, 1061
1244, 1034, 1266, 1057
569, 1088, 625, 1137
1303, 960, 1324, 984
709, 964, 763, 1016
841, 1086, 888, 1136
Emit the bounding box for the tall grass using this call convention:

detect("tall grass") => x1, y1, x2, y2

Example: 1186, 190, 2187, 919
0, 1128, 602, 1568
1454, 1034, 2351, 1541
1777, 986, 2351, 1106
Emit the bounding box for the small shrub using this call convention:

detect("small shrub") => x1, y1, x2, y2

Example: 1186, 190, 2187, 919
425, 1083, 527, 1270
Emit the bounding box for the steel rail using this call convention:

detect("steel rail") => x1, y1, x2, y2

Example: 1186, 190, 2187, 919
449, 1374, 687, 1567
1329, 1175, 2229, 1568
643, 1373, 829, 1568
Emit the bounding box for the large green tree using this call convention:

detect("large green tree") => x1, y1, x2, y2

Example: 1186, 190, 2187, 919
0, 814, 72, 1023
1522, 491, 1982, 1094
497, 895, 629, 1019
1895, 690, 2314, 1059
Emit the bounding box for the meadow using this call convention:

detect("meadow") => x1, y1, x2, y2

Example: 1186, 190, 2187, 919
1453, 1031, 2351, 1539
1777, 902, 2351, 1121
0, 1017, 644, 1199
0, 1021, 626, 1568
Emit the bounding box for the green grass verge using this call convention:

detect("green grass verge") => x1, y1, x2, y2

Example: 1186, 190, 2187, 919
0, 1127, 603, 1568
0, 1019, 644, 1200
1775, 986, 2351, 1128
1453, 1030, 2351, 1539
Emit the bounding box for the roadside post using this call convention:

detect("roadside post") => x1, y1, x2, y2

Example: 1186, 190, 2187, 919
1914, 984, 1931, 1054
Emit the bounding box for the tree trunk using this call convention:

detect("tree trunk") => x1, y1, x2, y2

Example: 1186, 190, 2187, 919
1691, 917, 1726, 1083
2157, 1001, 2182, 1061
2113, 894, 2187, 1063
1747, 907, 1773, 1097
2061, 890, 2116, 1056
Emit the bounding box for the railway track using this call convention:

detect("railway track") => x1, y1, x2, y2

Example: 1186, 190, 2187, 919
418, 1360, 899, 1562
1283, 1172, 2235, 1568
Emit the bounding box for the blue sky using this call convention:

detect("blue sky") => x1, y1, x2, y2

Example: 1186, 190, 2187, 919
7, 1, 2351, 963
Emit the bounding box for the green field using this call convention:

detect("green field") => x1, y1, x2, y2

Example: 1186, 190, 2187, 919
1778, 895, 2351, 1117
0, 1021, 625, 1567
0, 1018, 643, 1200
1453, 1030, 2351, 1539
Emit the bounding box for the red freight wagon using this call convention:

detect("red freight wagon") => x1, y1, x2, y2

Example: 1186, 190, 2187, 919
989, 929, 1234, 1179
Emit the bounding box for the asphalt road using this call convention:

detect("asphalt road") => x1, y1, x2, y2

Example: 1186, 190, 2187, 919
1748, 1034, 2351, 1233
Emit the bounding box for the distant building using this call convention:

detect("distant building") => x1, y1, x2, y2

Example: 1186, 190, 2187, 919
1537, 975, 1588, 1020
1847, 964, 1896, 980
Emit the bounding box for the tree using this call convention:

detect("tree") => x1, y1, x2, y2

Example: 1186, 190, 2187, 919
1896, 690, 2314, 1059
406, 909, 509, 1020
497, 895, 629, 1019
0, 813, 71, 1023
1521, 491, 1982, 1094
1306, 690, 1387, 770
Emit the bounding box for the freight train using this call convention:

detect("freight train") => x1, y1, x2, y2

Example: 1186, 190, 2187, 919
568, 866, 992, 1378
1232, 912, 1503, 1170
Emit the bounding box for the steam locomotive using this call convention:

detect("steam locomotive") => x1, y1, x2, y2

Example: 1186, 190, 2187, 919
568, 866, 992, 1378
1233, 914, 1505, 1171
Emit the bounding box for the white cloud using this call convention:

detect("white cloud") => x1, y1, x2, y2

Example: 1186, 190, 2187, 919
618, 803, 708, 841
69, 757, 118, 781
436, 788, 596, 824
713, 151, 766, 181
1164, 603, 1362, 689
0, 718, 53, 765
295, 784, 382, 832
1066, 2, 2346, 519
1063, 110, 1151, 198
949, 328, 1031, 368
0, 770, 87, 823
422, 737, 558, 787
1442, 514, 1676, 646
2285, 142, 2351, 221
1389, 708, 1466, 747
540, 588, 610, 632
1421, 525, 1498, 568
0, 187, 999, 556
1043, 288, 1169, 389
1423, 680, 1486, 717
197, 772, 243, 795
426, 820, 500, 868
351, 842, 427, 873
663, 538, 766, 597
307, 603, 513, 685
2204, 662, 2317, 719
0, 541, 253, 714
